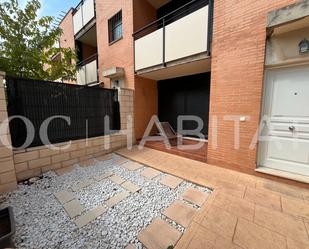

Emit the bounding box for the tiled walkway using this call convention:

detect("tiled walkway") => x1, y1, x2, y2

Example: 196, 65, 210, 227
117, 147, 309, 249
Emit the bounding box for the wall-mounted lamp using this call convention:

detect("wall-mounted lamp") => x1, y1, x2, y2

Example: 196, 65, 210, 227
299, 39, 309, 54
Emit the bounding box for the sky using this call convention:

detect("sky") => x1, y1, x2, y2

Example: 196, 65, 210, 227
0, 0, 80, 20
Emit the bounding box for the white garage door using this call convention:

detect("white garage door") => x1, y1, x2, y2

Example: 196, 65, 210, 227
259, 65, 309, 176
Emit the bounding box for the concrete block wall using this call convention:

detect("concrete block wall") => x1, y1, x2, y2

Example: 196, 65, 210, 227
0, 71, 18, 192
0, 85, 134, 191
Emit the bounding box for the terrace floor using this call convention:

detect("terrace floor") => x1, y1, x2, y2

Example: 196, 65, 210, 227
144, 138, 208, 162
117, 146, 309, 249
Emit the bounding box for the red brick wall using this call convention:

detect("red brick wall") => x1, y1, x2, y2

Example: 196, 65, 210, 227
133, 0, 158, 139
207, 0, 298, 173
59, 9, 75, 49
134, 76, 158, 139
96, 0, 135, 89
81, 44, 97, 60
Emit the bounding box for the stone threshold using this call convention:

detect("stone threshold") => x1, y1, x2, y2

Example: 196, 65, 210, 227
255, 167, 309, 184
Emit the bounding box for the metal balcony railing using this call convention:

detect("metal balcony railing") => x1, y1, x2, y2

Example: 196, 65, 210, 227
133, 0, 212, 72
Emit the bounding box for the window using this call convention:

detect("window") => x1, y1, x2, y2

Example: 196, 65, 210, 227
108, 11, 122, 44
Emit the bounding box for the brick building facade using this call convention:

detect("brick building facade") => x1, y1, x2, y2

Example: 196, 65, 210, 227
57, 0, 309, 186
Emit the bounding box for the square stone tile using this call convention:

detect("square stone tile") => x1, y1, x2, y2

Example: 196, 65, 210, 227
212, 192, 255, 221
187, 224, 242, 249
254, 205, 308, 243
160, 175, 183, 189
94, 172, 113, 181
181, 187, 210, 206
121, 181, 141, 193
281, 196, 309, 220
141, 167, 161, 179
96, 154, 113, 161
287, 238, 309, 249
234, 218, 287, 249
137, 218, 182, 249
54, 190, 74, 204
163, 201, 197, 228
200, 204, 237, 239
106, 191, 130, 208
109, 175, 126, 185
123, 162, 144, 171
63, 199, 84, 218
71, 179, 95, 192
244, 187, 281, 211
256, 180, 304, 200
115, 157, 129, 165
74, 205, 106, 228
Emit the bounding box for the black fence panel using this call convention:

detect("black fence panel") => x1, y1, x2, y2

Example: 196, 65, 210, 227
6, 77, 120, 148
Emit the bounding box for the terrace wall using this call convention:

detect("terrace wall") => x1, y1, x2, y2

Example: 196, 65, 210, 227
0, 80, 134, 191
0, 72, 17, 192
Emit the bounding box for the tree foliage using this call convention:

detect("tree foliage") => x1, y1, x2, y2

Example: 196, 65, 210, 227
0, 0, 76, 81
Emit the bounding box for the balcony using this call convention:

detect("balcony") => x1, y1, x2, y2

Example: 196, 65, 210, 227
73, 0, 96, 36
133, 0, 212, 80
76, 54, 99, 86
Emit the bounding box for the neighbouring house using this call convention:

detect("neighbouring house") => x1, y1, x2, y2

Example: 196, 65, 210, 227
56, 0, 309, 186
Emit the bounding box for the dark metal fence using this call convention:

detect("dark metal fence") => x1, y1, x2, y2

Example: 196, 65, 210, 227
6, 76, 120, 148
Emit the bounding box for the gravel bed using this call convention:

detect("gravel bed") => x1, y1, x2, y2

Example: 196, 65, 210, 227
0, 154, 212, 249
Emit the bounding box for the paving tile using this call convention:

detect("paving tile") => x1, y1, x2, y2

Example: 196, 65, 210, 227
200, 204, 237, 239
305, 221, 309, 235
236, 174, 257, 188
54, 190, 74, 204
123, 162, 144, 171
63, 199, 84, 218
121, 181, 141, 193
287, 238, 309, 249
256, 179, 304, 200
244, 187, 282, 211
234, 218, 287, 249
94, 172, 113, 181
212, 192, 255, 221
109, 175, 126, 185
160, 175, 183, 189
186, 223, 242, 249
74, 205, 106, 228
140, 167, 161, 179
181, 187, 210, 206
114, 157, 129, 165
96, 154, 113, 161
124, 244, 136, 249
163, 201, 197, 228
215, 180, 246, 198
281, 196, 309, 220
55, 166, 74, 176
254, 205, 309, 243
137, 218, 182, 249
71, 179, 95, 192
106, 191, 130, 208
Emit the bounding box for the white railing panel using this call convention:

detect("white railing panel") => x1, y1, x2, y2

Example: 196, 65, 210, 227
165, 6, 208, 62
77, 66, 86, 85
82, 0, 95, 25
135, 29, 164, 71
73, 7, 83, 35
85, 60, 98, 84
